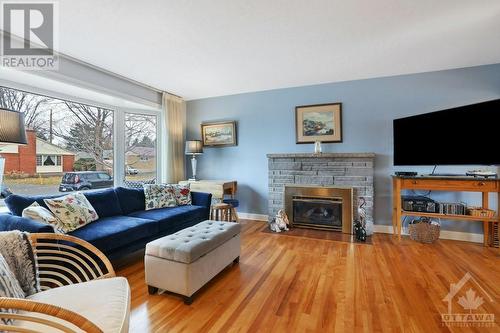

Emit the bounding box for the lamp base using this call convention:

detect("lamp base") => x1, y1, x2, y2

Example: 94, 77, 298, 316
188, 177, 199, 182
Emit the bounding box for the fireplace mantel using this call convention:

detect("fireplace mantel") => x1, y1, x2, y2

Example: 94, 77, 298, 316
268, 152, 375, 234
267, 153, 376, 158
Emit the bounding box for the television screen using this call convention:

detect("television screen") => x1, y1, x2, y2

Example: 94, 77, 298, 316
393, 99, 500, 166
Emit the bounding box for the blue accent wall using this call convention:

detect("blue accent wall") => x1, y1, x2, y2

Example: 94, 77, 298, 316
186, 64, 500, 233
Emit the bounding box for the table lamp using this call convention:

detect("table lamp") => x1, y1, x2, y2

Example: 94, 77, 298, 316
0, 108, 28, 190
185, 140, 203, 181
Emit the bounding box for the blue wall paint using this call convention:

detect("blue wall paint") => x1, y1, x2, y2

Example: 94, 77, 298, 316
186, 64, 500, 233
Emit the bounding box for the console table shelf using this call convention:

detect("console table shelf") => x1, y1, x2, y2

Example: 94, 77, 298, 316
401, 211, 500, 223
392, 175, 500, 248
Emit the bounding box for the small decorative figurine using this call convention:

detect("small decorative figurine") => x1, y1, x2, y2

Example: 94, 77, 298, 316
354, 198, 367, 242
269, 209, 290, 233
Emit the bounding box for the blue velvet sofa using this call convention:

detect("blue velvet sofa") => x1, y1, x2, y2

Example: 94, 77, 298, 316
0, 187, 212, 259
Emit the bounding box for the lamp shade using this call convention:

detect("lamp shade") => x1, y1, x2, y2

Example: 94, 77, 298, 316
185, 140, 203, 155
0, 108, 27, 144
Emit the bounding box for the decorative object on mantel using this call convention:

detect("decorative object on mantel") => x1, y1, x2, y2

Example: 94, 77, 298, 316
314, 141, 322, 154
0, 108, 28, 191
354, 198, 367, 242
185, 140, 203, 181
295, 103, 342, 143
268, 209, 290, 233
408, 217, 440, 243
201, 121, 237, 147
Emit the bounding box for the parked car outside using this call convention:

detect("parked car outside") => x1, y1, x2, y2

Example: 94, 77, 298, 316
126, 166, 139, 175
59, 171, 113, 192
0, 185, 12, 199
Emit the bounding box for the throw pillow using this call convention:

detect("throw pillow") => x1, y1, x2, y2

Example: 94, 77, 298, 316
144, 184, 177, 210
171, 184, 192, 205
22, 202, 65, 234
44, 193, 99, 233
0, 253, 25, 324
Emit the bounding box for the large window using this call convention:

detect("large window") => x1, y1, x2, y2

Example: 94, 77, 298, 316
0, 86, 114, 198
124, 113, 157, 188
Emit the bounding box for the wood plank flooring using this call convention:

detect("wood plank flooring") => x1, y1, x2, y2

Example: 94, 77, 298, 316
116, 220, 500, 333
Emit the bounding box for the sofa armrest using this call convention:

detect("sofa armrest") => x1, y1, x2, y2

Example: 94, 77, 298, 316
0, 213, 54, 233
191, 192, 212, 209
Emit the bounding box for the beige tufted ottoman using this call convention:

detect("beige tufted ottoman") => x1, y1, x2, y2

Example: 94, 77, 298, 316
145, 220, 241, 304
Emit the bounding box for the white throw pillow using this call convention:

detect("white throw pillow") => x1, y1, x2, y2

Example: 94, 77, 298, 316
44, 193, 99, 233
22, 202, 65, 233
143, 184, 177, 210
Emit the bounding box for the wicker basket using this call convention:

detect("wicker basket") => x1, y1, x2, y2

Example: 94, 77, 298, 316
467, 207, 496, 218
408, 219, 440, 243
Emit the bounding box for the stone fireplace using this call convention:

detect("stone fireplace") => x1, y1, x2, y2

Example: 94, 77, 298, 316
267, 153, 375, 234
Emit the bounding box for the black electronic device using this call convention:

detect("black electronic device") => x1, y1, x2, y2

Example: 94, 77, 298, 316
393, 99, 500, 166
402, 196, 437, 213
395, 171, 418, 177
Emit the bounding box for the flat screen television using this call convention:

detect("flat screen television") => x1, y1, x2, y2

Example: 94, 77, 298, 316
393, 99, 500, 166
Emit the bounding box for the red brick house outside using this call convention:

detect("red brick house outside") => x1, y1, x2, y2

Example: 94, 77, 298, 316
0, 130, 75, 176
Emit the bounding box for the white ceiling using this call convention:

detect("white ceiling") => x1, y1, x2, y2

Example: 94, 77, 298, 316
56, 0, 500, 100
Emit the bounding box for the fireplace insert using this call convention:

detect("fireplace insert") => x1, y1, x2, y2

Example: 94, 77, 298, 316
292, 196, 343, 230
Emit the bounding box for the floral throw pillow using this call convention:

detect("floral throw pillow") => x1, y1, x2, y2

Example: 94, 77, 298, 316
44, 193, 99, 233
171, 184, 192, 205
22, 202, 65, 234
144, 184, 177, 210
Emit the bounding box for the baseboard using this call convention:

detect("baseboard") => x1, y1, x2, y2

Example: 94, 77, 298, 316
238, 212, 484, 243
238, 212, 268, 221
372, 225, 484, 243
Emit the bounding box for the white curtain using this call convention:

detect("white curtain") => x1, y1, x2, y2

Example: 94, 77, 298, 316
163, 92, 186, 183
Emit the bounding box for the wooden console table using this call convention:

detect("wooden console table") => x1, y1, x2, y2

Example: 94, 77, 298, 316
178, 180, 237, 201
392, 175, 500, 247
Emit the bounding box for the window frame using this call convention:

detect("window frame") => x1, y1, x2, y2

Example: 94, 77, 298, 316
0, 80, 163, 201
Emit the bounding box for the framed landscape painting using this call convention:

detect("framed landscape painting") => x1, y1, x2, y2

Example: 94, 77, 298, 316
201, 121, 237, 147
295, 103, 342, 143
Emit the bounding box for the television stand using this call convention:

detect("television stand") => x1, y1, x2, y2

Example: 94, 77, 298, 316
392, 175, 499, 250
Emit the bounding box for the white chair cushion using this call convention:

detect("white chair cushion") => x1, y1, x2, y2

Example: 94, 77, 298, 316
15, 277, 130, 333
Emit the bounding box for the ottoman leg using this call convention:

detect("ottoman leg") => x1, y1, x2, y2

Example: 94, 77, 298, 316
184, 296, 193, 305
148, 285, 158, 295
233, 256, 240, 264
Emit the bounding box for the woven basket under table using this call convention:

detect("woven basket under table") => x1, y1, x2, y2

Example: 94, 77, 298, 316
408, 222, 440, 243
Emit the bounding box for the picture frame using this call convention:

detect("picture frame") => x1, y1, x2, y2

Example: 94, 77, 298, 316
201, 121, 237, 147
295, 103, 342, 144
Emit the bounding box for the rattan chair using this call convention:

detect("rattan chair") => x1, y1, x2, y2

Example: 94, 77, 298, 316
0, 233, 119, 333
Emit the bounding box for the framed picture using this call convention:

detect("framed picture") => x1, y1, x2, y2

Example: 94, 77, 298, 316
201, 121, 237, 147
295, 103, 342, 143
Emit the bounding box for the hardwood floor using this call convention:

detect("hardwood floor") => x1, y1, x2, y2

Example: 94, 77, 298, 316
116, 220, 499, 333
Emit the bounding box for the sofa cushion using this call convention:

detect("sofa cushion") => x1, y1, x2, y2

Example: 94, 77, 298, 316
83, 188, 123, 218
69, 216, 158, 253
145, 220, 241, 263
19, 277, 130, 333
5, 193, 64, 217
115, 187, 145, 214
128, 205, 208, 233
